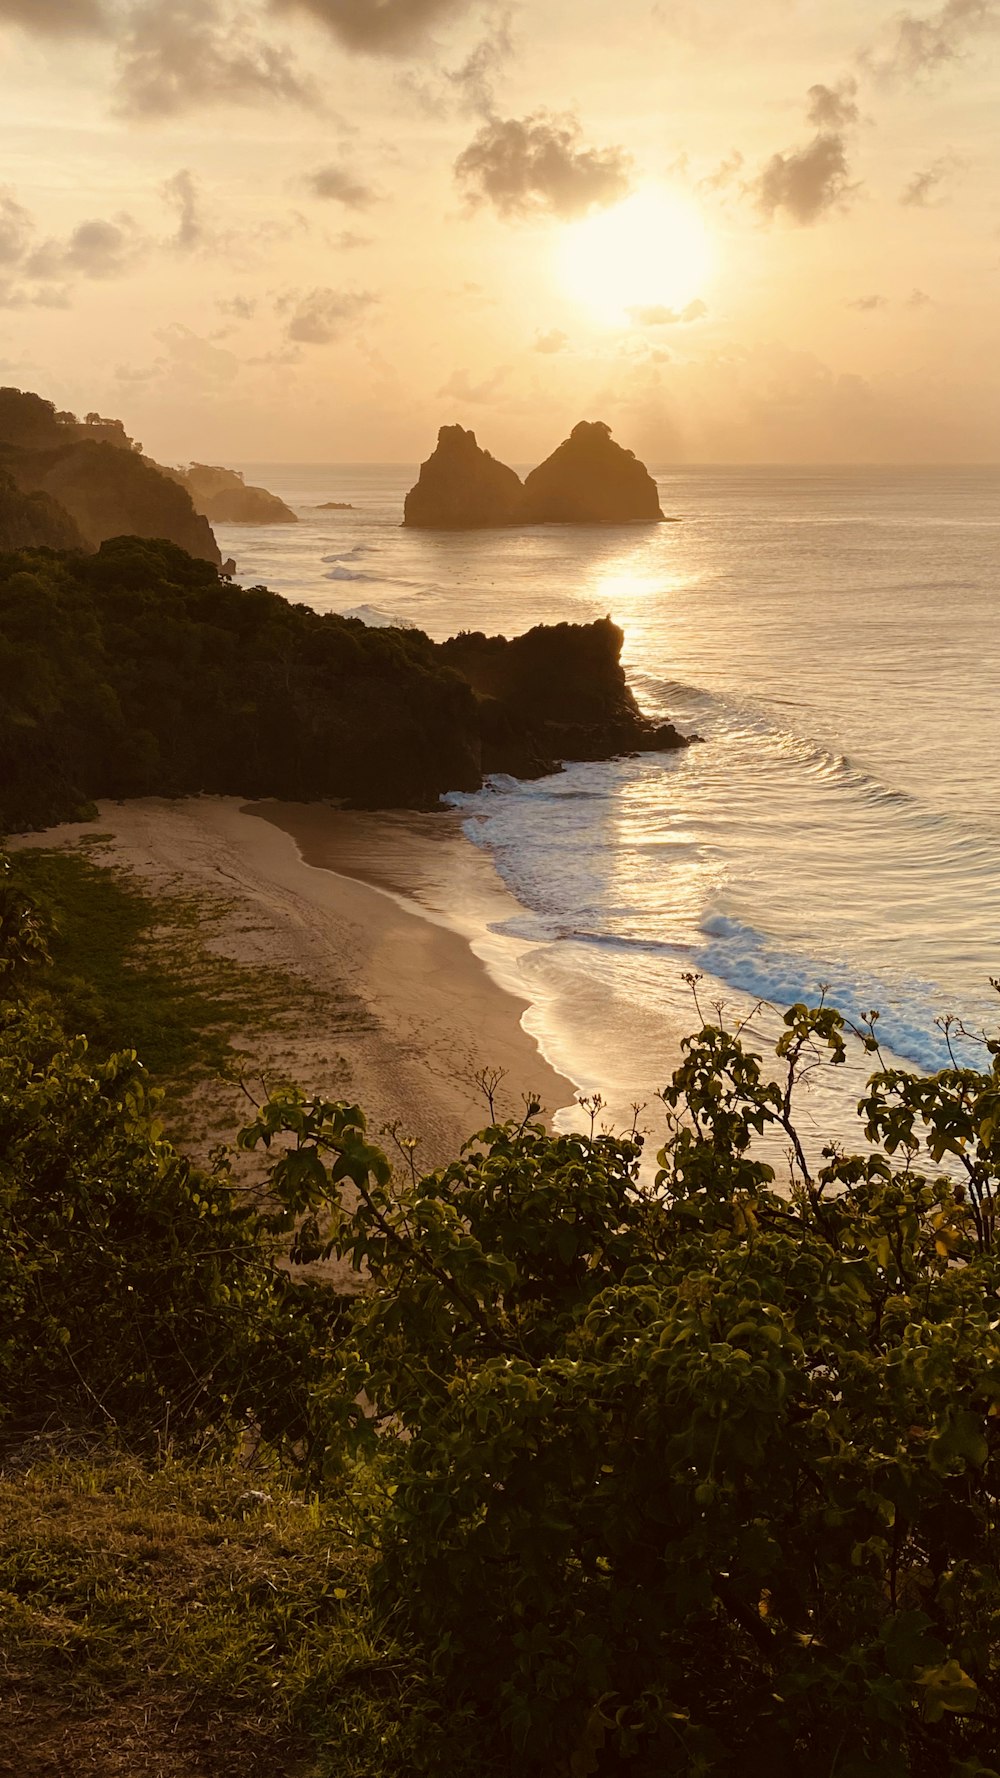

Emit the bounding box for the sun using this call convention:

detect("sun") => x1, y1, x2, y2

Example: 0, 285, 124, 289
556, 187, 713, 327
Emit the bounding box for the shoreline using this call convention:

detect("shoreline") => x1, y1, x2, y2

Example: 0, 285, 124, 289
10, 797, 578, 1168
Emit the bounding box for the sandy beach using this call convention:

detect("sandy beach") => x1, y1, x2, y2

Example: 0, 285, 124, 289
11, 797, 578, 1170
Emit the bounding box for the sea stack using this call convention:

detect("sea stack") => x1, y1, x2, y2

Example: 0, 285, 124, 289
403, 425, 524, 529
522, 420, 664, 524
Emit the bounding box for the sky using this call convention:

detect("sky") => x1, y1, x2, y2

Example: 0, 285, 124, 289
1, 0, 998, 464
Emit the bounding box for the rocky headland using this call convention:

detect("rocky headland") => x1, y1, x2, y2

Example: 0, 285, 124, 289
403, 419, 665, 528
0, 538, 690, 832
0, 387, 222, 566
168, 463, 298, 526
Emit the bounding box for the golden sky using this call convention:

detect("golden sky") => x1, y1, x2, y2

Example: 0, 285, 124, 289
1, 0, 998, 463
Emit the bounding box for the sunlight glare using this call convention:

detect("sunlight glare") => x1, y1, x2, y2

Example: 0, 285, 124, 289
557, 188, 713, 327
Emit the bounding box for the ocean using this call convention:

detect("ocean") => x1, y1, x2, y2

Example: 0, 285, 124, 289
217, 462, 1000, 1155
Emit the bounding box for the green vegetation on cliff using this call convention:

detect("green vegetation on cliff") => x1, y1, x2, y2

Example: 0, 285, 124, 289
1, 862, 999, 1774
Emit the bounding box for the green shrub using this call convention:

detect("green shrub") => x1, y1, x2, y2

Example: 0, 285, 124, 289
243, 1003, 1000, 1776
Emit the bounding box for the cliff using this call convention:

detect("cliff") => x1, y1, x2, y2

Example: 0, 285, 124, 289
439, 617, 687, 777
403, 425, 524, 529
169, 463, 298, 526
0, 387, 222, 567
522, 421, 664, 524
0, 541, 689, 832
0, 471, 83, 553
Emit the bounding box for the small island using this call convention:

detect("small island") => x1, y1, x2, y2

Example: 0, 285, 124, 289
314, 500, 354, 510
403, 419, 666, 528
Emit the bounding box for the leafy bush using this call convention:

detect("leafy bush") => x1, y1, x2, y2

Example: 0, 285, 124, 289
242, 1004, 1000, 1776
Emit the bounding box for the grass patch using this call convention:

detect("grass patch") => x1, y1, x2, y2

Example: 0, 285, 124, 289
9, 844, 319, 1087
0, 1450, 438, 1778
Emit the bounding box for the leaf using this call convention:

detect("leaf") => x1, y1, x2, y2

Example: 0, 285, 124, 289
915, 1659, 979, 1723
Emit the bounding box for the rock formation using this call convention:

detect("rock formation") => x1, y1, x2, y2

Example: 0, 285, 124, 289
0, 387, 222, 566
170, 463, 298, 526
439, 616, 687, 778
522, 421, 664, 524
404, 419, 665, 528
315, 501, 353, 510
403, 425, 524, 529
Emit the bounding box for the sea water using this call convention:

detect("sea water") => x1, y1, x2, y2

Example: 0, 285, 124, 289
218, 463, 1000, 1154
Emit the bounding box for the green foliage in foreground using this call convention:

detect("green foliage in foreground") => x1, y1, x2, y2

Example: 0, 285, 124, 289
242, 1007, 1000, 1777
3, 867, 1000, 1772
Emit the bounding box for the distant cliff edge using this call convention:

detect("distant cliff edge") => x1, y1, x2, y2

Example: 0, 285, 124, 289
166, 463, 298, 526
0, 387, 221, 565
403, 420, 665, 528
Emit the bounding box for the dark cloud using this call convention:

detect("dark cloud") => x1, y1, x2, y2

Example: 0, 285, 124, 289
281, 285, 375, 343
27, 215, 145, 281
533, 328, 568, 354
753, 130, 856, 224
847, 293, 888, 310
866, 0, 998, 80
632, 298, 707, 325
305, 163, 379, 208
162, 169, 205, 250
0, 189, 33, 268
115, 0, 316, 119
806, 78, 860, 129
455, 111, 632, 219
0, 0, 107, 35
900, 155, 962, 204
271, 0, 470, 54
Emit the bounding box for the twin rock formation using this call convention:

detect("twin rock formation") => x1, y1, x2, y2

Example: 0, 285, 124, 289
404, 420, 665, 529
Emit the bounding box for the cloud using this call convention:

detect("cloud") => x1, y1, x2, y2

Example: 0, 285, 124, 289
907, 287, 933, 306
696, 151, 744, 194
753, 130, 856, 224
156, 322, 240, 382
271, 0, 471, 55
866, 0, 998, 80
900, 154, 963, 204
281, 285, 375, 343
162, 169, 206, 250
847, 293, 888, 310
437, 364, 510, 402
532, 328, 568, 354
305, 163, 379, 208
631, 297, 707, 325
27, 215, 146, 281
0, 189, 33, 269
115, 0, 316, 119
0, 0, 107, 35
217, 294, 258, 319
334, 228, 373, 249
446, 10, 513, 113
806, 78, 860, 129
455, 111, 632, 219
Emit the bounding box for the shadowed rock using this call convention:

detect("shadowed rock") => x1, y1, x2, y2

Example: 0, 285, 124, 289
403, 425, 524, 529
0, 471, 83, 553
522, 420, 664, 524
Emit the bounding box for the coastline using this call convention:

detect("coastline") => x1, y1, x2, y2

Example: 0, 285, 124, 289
11, 797, 578, 1167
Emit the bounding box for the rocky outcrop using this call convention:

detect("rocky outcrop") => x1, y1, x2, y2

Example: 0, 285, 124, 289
439, 616, 687, 777
403, 425, 524, 529
0, 387, 222, 567
522, 421, 664, 524
315, 501, 353, 510
170, 463, 298, 526
0, 472, 83, 553
404, 419, 665, 528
